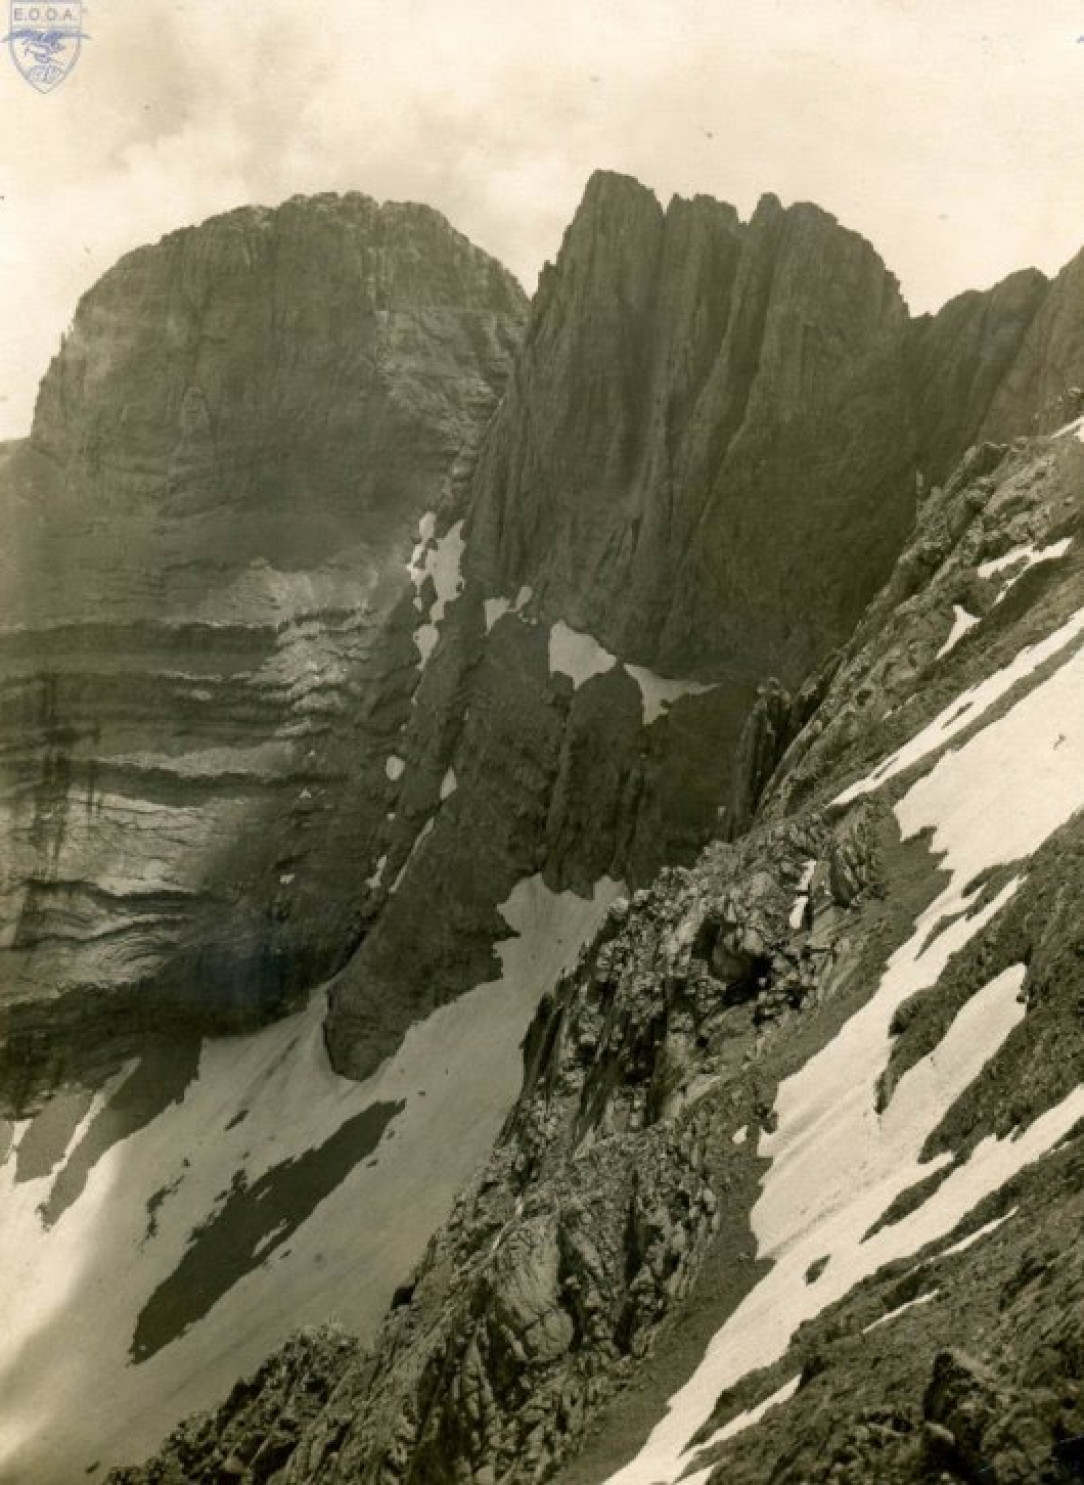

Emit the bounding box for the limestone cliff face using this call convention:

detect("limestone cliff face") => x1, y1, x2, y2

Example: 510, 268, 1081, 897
320, 175, 926, 1078
466, 173, 918, 685
0, 193, 527, 1108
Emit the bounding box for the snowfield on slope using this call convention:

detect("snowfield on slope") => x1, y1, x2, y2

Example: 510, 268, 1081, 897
605, 615, 1084, 1485
0, 875, 621, 1484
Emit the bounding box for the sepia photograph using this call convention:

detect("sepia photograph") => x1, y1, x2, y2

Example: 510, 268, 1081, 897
0, 3, 1082, 1482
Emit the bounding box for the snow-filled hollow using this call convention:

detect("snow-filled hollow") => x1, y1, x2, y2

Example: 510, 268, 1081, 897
547, 621, 714, 724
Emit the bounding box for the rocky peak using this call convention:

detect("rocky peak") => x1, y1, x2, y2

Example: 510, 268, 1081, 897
978, 242, 1084, 438
907, 266, 1050, 482
31, 191, 527, 566
0, 193, 528, 1108
466, 174, 915, 685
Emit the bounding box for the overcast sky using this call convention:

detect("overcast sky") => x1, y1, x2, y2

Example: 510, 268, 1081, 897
0, 0, 1082, 439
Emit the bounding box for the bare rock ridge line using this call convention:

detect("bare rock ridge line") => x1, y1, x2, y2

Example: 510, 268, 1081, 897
111, 345, 1084, 1485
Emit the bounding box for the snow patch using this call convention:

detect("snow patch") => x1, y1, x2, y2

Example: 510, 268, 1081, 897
977, 537, 1072, 603
862, 1289, 938, 1334
389, 817, 435, 895
547, 622, 715, 722
415, 622, 439, 665
365, 854, 388, 892
385, 755, 406, 782
483, 585, 533, 635
409, 520, 466, 670
440, 769, 457, 802
624, 664, 714, 726
788, 859, 816, 929
836, 608, 1084, 804
483, 597, 510, 632
1052, 413, 1084, 443
936, 604, 979, 659
422, 521, 465, 626
549, 622, 618, 688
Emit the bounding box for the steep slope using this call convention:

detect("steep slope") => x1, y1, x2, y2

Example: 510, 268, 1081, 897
111, 417, 1084, 1484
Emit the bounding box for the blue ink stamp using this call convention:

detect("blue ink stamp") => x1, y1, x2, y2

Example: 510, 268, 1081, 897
4, 1, 87, 91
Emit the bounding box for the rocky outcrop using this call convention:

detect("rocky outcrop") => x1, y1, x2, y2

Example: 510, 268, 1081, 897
978, 245, 1084, 439
908, 246, 1084, 485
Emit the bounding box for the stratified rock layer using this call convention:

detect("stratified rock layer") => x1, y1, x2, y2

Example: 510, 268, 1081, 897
0, 193, 527, 1108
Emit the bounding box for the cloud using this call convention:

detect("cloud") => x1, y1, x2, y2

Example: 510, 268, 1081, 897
1, 0, 1082, 438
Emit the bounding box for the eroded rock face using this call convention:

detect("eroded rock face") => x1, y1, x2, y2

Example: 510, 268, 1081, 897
321, 177, 1084, 1083
465, 173, 919, 686
0, 193, 528, 1109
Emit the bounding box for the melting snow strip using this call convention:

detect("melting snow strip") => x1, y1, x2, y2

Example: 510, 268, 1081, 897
933, 1206, 1018, 1261
695, 1374, 802, 1458
1052, 414, 1084, 443
862, 1289, 938, 1334
936, 604, 980, 659
976, 537, 1073, 605
835, 607, 1084, 804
